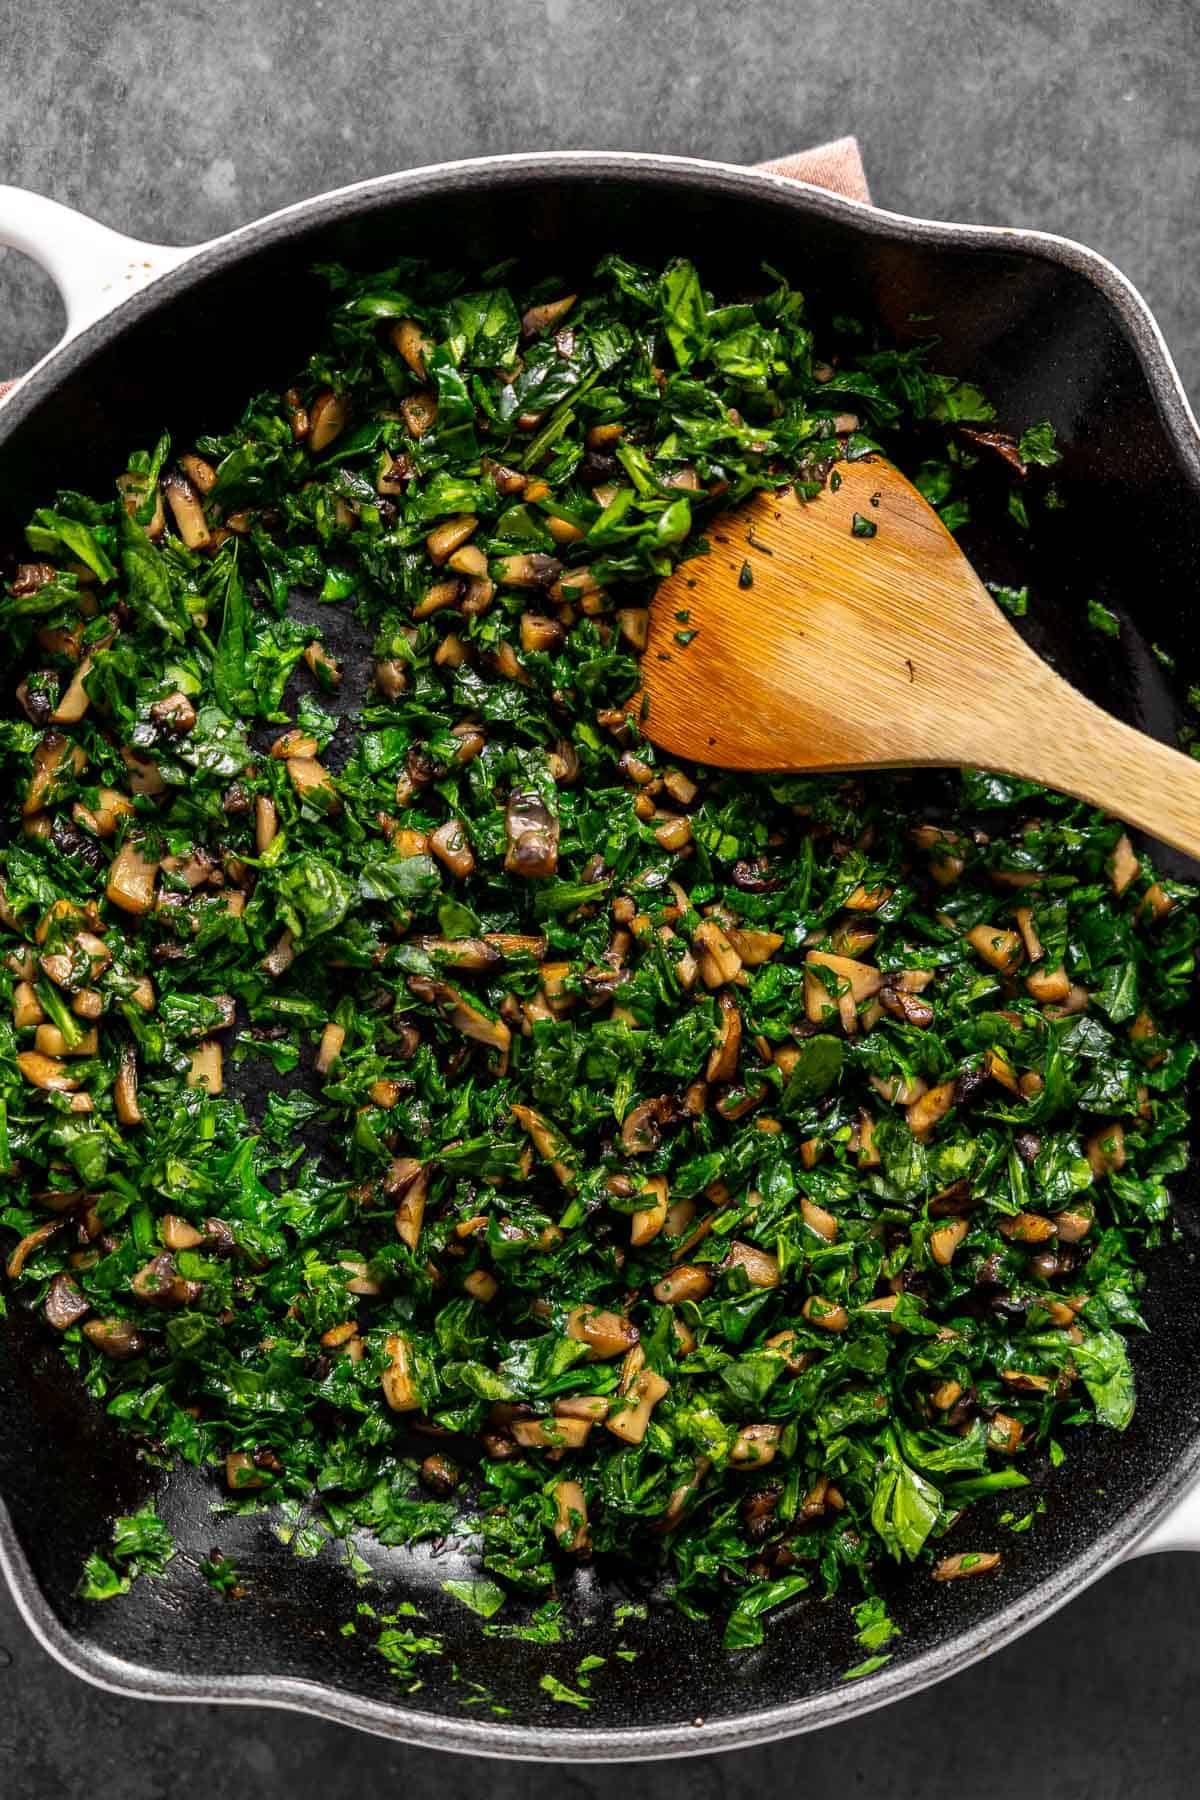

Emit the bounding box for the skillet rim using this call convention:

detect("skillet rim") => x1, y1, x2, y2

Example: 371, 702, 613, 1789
1, 148, 1199, 1760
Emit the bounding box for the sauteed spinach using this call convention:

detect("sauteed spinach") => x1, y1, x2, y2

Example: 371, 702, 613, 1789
1, 253, 1196, 1665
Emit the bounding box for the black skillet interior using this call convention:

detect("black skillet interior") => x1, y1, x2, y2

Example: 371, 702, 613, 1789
3, 160, 1200, 1752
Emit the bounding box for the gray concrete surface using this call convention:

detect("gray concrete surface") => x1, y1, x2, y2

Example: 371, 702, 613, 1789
2, 0, 1200, 397
2, 0, 1200, 1793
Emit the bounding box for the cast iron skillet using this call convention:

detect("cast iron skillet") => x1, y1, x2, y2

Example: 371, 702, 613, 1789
2, 153, 1200, 1761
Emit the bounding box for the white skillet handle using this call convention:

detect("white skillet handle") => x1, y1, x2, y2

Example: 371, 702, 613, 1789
1129, 1474, 1200, 1556
0, 186, 196, 373
3, 179, 1200, 1560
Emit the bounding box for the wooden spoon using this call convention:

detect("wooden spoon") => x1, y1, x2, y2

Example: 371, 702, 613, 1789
638, 457, 1200, 857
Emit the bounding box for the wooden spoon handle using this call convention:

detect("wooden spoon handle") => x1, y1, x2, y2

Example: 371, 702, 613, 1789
1001, 658, 1200, 859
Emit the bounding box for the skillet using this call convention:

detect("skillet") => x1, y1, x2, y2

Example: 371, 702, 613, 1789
2, 152, 1200, 1760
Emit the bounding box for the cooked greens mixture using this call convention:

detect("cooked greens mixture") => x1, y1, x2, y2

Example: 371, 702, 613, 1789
1, 254, 1196, 1666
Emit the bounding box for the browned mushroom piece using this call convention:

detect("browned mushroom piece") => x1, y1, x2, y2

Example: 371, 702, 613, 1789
420, 1452, 461, 1497
23, 731, 88, 818
16, 1051, 81, 1093
225, 1452, 266, 1492
131, 1252, 200, 1307
382, 1332, 420, 1411
932, 1551, 1002, 1581
493, 552, 562, 589
511, 1103, 576, 1188
730, 1423, 782, 1467
163, 472, 212, 551
552, 1479, 591, 1553
308, 390, 349, 453
261, 930, 296, 978
160, 1215, 205, 1251
965, 923, 1024, 973
82, 1317, 146, 1360
722, 1240, 780, 1289
606, 1345, 670, 1445
706, 990, 742, 1083
149, 690, 198, 733
303, 641, 343, 687
408, 974, 511, 1054
652, 1264, 713, 1304
5, 1217, 66, 1280
429, 818, 475, 878
106, 840, 160, 915
401, 392, 438, 438
117, 473, 165, 537
287, 756, 340, 812
315, 1021, 346, 1076
629, 1174, 669, 1249
415, 936, 500, 972
121, 746, 165, 796
187, 1040, 224, 1094
565, 1305, 639, 1360
620, 1093, 673, 1154
45, 1272, 90, 1330
387, 1157, 430, 1250
504, 786, 560, 879
521, 294, 577, 337
804, 949, 881, 1034
374, 657, 409, 700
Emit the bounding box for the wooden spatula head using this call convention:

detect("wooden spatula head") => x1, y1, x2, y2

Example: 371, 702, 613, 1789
639, 458, 1033, 770
636, 458, 1200, 859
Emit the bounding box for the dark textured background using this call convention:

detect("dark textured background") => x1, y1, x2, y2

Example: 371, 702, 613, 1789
2, 0, 1199, 1792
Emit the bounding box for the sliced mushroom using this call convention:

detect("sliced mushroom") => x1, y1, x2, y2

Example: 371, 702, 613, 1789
161, 1215, 205, 1251
16, 1051, 81, 1092
106, 841, 159, 915
150, 690, 198, 733
303, 642, 342, 687
629, 1174, 669, 1249
804, 949, 881, 1033
382, 1332, 420, 1411
286, 756, 340, 812
429, 818, 475, 878
706, 991, 742, 1083
387, 1157, 430, 1251
505, 787, 559, 879
652, 1264, 713, 1304
932, 1551, 1002, 1582
407, 974, 511, 1053
605, 1346, 670, 1445
23, 732, 87, 817
493, 552, 562, 589
730, 1423, 782, 1467
392, 318, 435, 378
316, 1021, 346, 1076
552, 1477, 590, 1552
522, 294, 576, 337
966, 923, 1024, 973
722, 1240, 779, 1289
187, 1039, 223, 1094
511, 1103, 576, 1189
621, 1093, 673, 1155
401, 392, 438, 438
692, 918, 743, 988
82, 1317, 146, 1360
163, 472, 212, 550
426, 514, 478, 565
309, 390, 348, 453
565, 1305, 639, 1360
6, 1217, 65, 1278
131, 1252, 200, 1307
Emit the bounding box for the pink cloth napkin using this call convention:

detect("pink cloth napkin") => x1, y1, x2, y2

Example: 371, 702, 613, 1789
0, 141, 869, 398
756, 137, 871, 203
